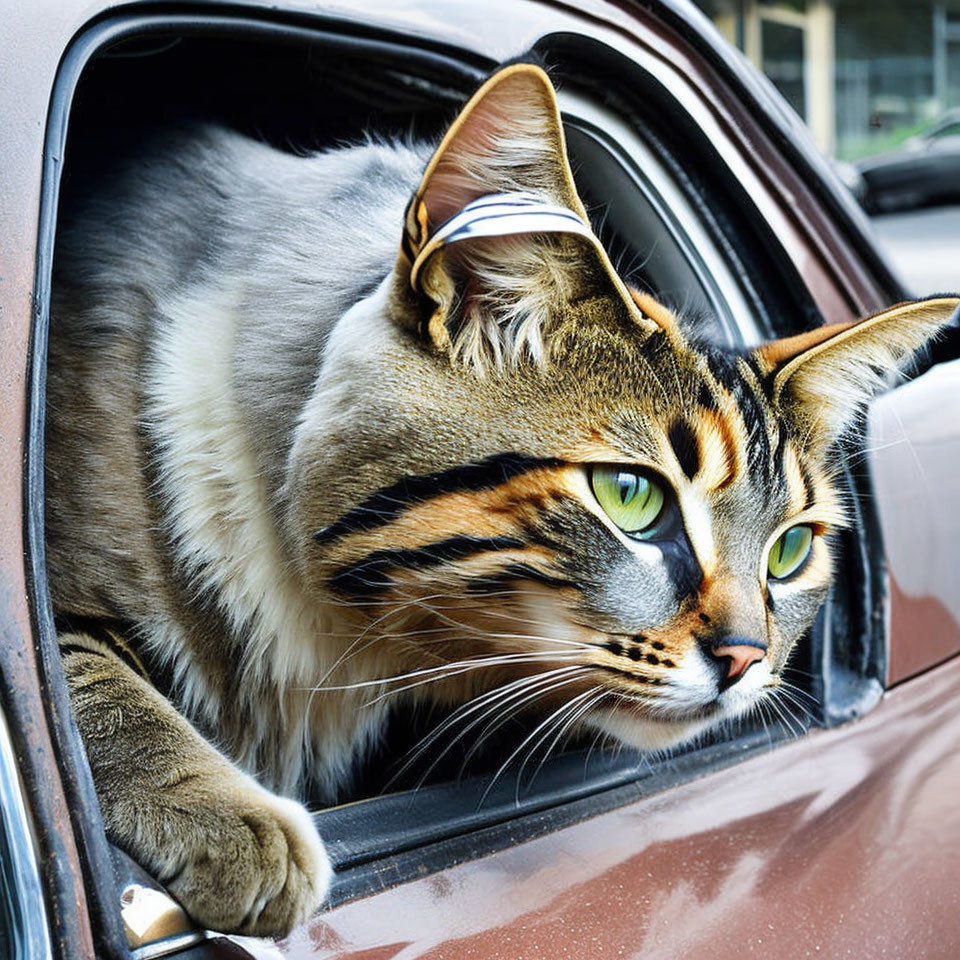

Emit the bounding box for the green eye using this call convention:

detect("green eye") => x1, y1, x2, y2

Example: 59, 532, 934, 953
591, 465, 666, 536
767, 525, 813, 580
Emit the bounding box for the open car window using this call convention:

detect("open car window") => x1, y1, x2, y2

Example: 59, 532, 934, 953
25, 8, 892, 955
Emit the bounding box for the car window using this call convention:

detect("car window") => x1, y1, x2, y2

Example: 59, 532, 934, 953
30, 9, 881, 950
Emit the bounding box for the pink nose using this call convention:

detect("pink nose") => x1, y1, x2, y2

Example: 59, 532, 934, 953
711, 643, 766, 680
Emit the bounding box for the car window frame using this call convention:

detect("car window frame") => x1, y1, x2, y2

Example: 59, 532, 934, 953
559, 92, 763, 346
23, 4, 901, 955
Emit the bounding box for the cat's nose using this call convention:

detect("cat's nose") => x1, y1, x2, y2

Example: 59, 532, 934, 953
709, 639, 767, 687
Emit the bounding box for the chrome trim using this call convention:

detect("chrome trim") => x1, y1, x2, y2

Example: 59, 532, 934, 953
558, 90, 762, 347
0, 706, 54, 960
129, 930, 210, 960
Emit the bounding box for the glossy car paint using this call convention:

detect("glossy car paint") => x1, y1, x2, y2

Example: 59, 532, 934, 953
869, 360, 960, 685
0, 1, 957, 958
278, 655, 960, 960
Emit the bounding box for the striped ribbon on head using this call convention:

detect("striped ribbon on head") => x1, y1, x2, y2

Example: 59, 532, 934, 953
408, 192, 599, 292
403, 190, 657, 340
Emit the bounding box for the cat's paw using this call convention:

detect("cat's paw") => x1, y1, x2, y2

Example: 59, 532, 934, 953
160, 788, 332, 938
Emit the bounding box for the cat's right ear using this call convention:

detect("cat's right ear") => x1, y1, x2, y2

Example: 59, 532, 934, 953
390, 63, 663, 372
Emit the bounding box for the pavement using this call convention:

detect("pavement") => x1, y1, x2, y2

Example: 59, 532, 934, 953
870, 204, 960, 297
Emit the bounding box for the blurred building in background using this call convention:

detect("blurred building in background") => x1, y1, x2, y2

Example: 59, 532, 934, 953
694, 1, 960, 158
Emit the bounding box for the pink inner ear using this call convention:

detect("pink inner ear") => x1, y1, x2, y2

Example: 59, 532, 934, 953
424, 166, 486, 228
420, 74, 556, 227
425, 108, 516, 226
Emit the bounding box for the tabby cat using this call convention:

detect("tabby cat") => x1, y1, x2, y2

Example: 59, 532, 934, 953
47, 63, 957, 937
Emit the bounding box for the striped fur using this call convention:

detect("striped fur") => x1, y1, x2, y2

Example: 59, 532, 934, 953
46, 62, 958, 937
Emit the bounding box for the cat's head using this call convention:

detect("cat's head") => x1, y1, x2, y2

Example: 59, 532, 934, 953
292, 64, 958, 751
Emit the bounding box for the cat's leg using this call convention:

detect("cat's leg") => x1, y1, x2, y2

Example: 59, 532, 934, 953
59, 629, 332, 938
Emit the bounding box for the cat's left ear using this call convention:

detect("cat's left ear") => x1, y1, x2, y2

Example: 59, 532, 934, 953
753, 296, 959, 446
392, 62, 663, 370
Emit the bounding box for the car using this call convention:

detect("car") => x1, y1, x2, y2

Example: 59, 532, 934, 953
856, 107, 960, 213
903, 106, 960, 151
2, 2, 959, 959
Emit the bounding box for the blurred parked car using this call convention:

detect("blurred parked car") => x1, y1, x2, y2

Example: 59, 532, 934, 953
3, 2, 960, 960
856, 107, 960, 213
